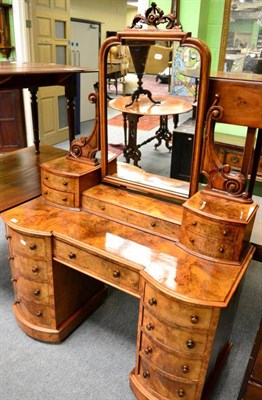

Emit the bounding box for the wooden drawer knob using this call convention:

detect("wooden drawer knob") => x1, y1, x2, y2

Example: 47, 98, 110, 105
69, 252, 76, 259
143, 371, 150, 379
151, 221, 156, 227
192, 221, 197, 226
178, 389, 185, 397
44, 191, 48, 195
113, 270, 121, 278
186, 339, 195, 349
190, 314, 199, 324
146, 322, 154, 331
36, 311, 42, 317
62, 197, 67, 202
11, 278, 17, 283
29, 243, 37, 250
32, 266, 39, 273
8, 256, 14, 261
219, 247, 224, 253
14, 299, 20, 305
34, 289, 40, 296
5, 235, 11, 240
223, 230, 228, 236
182, 365, 189, 374
63, 181, 68, 186
144, 346, 152, 355
148, 297, 157, 306
100, 206, 105, 211
231, 156, 239, 164
44, 176, 48, 180
189, 237, 195, 243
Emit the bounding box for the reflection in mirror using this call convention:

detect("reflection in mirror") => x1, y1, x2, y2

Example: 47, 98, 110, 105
106, 41, 201, 199
219, 0, 262, 73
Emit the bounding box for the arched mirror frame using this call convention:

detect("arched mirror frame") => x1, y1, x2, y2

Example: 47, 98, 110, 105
98, 29, 211, 201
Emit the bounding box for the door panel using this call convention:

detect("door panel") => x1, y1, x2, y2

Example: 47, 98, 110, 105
29, 0, 70, 145
71, 19, 100, 122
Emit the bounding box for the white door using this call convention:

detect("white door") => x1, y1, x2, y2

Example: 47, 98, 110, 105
71, 20, 100, 122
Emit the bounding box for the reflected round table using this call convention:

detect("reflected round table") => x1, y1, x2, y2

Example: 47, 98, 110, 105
109, 95, 192, 166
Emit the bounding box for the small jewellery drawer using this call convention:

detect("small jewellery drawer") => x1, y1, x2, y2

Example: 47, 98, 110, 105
7, 229, 47, 258
42, 185, 75, 207
144, 283, 212, 330
41, 171, 76, 192
84, 198, 180, 239
180, 228, 235, 260
142, 308, 208, 356
140, 333, 202, 380
53, 239, 140, 296
225, 151, 243, 169
12, 253, 49, 281
182, 210, 238, 242
12, 272, 50, 305
138, 357, 197, 400
14, 297, 53, 328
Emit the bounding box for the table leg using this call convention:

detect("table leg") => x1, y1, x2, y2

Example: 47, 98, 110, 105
65, 75, 77, 144
154, 115, 172, 151
123, 114, 141, 166
29, 86, 40, 154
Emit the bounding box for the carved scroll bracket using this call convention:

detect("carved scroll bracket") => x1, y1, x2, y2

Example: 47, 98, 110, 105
201, 94, 251, 202
67, 83, 100, 165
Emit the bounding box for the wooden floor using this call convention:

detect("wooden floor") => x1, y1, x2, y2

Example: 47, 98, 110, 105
0, 146, 67, 213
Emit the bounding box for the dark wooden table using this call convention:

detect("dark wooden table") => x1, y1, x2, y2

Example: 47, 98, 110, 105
109, 95, 192, 166
0, 62, 95, 153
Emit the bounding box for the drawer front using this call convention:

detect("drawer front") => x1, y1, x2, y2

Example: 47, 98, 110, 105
53, 239, 140, 296
41, 170, 76, 192
12, 252, 49, 281
12, 271, 51, 305
14, 298, 53, 328
84, 198, 180, 239
8, 229, 48, 258
42, 185, 75, 207
144, 282, 212, 330
182, 210, 238, 242
226, 151, 243, 169
142, 308, 208, 356
138, 357, 197, 400
180, 227, 236, 260
243, 381, 262, 400
140, 333, 202, 380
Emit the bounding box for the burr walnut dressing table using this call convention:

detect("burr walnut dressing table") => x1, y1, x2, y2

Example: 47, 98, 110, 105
2, 5, 261, 400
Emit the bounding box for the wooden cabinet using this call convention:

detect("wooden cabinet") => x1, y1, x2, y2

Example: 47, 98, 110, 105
238, 319, 262, 400
0, 89, 27, 152
214, 141, 262, 181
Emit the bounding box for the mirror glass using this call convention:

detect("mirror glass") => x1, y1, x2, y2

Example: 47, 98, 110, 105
220, 0, 262, 73
105, 39, 201, 199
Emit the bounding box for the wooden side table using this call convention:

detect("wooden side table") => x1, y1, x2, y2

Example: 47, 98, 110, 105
109, 95, 192, 166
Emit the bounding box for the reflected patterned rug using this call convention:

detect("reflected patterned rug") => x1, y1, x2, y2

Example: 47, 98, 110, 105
108, 143, 124, 156
108, 114, 161, 131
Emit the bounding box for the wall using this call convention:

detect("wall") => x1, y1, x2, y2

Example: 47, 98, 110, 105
70, 0, 128, 42
180, 0, 225, 71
